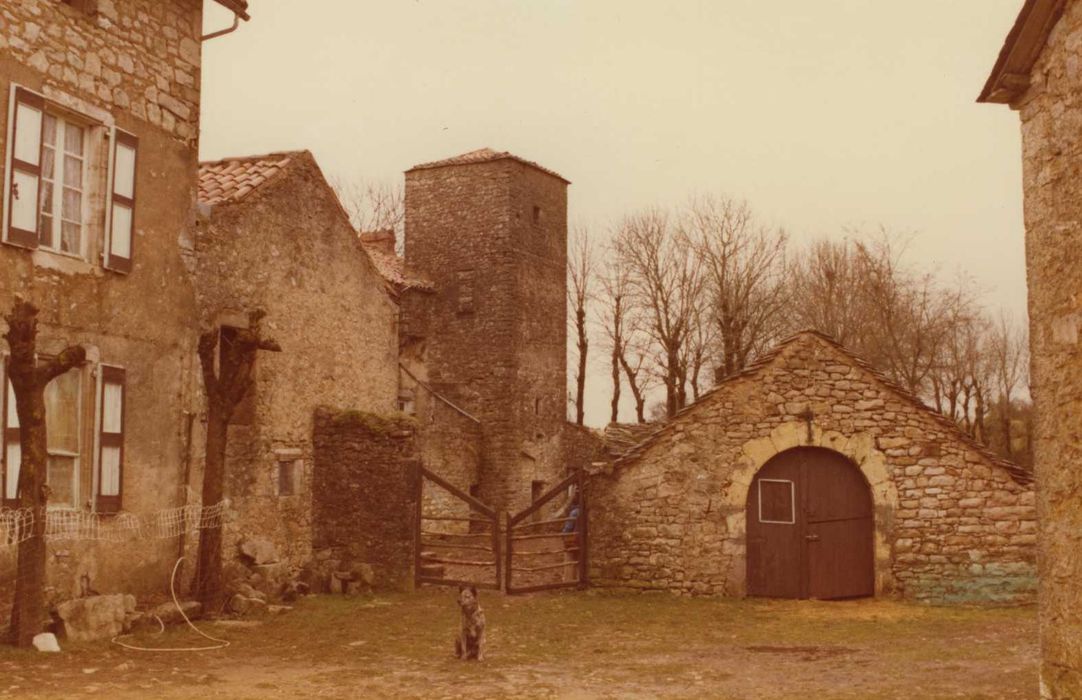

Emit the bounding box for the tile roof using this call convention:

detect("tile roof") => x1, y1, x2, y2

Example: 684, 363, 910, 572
407, 147, 570, 184
359, 230, 435, 296
610, 330, 1034, 486
213, 0, 250, 20
602, 422, 663, 459
198, 152, 303, 206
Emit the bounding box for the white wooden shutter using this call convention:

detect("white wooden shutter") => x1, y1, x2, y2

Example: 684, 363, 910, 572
105, 130, 137, 273
96, 366, 125, 512
2, 361, 21, 506
4, 87, 45, 249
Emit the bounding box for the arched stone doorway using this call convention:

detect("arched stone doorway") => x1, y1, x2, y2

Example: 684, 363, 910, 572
745, 447, 874, 600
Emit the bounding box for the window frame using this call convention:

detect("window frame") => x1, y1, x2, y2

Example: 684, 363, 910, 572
757, 478, 796, 525
41, 361, 83, 511
94, 364, 125, 514
37, 110, 90, 259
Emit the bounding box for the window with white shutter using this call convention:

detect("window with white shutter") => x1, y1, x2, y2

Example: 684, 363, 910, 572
96, 366, 125, 513
2, 362, 21, 507
4, 87, 46, 249
105, 130, 137, 273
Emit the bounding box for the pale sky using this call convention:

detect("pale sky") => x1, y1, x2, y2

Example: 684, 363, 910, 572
200, 1, 1027, 427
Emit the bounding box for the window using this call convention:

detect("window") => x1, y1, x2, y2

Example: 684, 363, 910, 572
456, 270, 474, 314
44, 367, 81, 509
96, 366, 125, 513
532, 205, 541, 225
758, 479, 795, 525
277, 459, 299, 496
2, 364, 19, 507
38, 112, 87, 256
3, 85, 139, 273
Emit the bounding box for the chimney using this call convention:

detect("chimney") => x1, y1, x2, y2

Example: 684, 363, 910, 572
359, 228, 396, 255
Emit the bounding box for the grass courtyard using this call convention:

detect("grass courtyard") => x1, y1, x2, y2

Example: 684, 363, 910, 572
0, 589, 1037, 699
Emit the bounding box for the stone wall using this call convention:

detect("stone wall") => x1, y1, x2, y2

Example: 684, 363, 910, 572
587, 332, 1036, 603
1012, 0, 1082, 693
0, 0, 207, 610
1, 0, 204, 144
191, 152, 400, 572
311, 408, 419, 591
403, 154, 569, 514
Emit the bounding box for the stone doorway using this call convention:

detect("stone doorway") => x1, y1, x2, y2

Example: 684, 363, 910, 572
745, 447, 874, 600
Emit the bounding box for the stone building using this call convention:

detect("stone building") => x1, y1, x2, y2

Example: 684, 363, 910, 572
0, 0, 248, 605
978, 0, 1082, 694
401, 148, 571, 513
193, 150, 400, 570
588, 332, 1036, 603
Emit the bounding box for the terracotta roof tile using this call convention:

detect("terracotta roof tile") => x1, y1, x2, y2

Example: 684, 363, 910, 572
359, 230, 434, 296
407, 147, 570, 184
198, 152, 303, 206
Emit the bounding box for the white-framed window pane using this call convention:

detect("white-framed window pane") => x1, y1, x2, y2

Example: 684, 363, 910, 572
102, 382, 122, 433
11, 170, 40, 233
42, 113, 57, 149
758, 479, 795, 525
41, 145, 55, 180
111, 204, 132, 258
46, 454, 75, 507
61, 187, 81, 222
100, 446, 121, 497
63, 122, 84, 155
5, 442, 20, 500
6, 381, 18, 429
63, 155, 82, 189
114, 142, 136, 199
13, 103, 42, 166
44, 369, 79, 454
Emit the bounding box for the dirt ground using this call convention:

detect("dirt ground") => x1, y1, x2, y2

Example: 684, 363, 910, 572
0, 589, 1037, 700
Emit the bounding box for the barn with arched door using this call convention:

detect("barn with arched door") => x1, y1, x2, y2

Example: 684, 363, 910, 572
587, 331, 1036, 603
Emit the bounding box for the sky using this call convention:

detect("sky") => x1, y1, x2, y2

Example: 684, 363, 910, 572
200, 1, 1027, 427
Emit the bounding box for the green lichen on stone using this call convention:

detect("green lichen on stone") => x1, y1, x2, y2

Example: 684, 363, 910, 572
319, 406, 417, 435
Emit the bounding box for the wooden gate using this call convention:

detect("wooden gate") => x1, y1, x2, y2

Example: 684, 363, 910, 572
746, 447, 874, 600
506, 470, 587, 594
415, 467, 501, 590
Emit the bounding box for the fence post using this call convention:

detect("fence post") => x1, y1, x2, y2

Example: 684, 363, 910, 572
579, 469, 588, 588
413, 462, 423, 591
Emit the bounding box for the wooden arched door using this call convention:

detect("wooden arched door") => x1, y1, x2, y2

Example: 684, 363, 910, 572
745, 447, 874, 600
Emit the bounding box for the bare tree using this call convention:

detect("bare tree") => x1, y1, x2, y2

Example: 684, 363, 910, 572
787, 238, 871, 346
686, 196, 789, 378
988, 312, 1029, 459
195, 311, 281, 611
5, 299, 86, 647
615, 209, 706, 418
568, 227, 595, 426
332, 178, 405, 252
596, 253, 654, 423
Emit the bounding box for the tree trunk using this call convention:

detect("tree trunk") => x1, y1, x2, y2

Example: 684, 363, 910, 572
609, 344, 621, 424
5, 300, 85, 647
575, 306, 588, 426
193, 412, 228, 611
193, 313, 280, 614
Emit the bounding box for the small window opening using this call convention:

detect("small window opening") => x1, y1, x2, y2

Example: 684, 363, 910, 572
532, 205, 541, 225
534, 397, 542, 415
277, 459, 299, 496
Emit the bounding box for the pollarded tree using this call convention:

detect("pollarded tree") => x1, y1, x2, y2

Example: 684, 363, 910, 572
4, 299, 86, 647
194, 310, 280, 611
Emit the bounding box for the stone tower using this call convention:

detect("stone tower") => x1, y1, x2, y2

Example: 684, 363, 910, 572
403, 148, 569, 513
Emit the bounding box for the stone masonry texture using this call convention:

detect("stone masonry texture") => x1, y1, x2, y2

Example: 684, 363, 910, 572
587, 332, 1036, 603
1011, 1, 1082, 694
311, 408, 420, 591
0, 0, 206, 610
191, 151, 400, 572
403, 155, 569, 514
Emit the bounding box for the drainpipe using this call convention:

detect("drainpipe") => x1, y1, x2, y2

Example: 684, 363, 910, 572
201, 10, 241, 42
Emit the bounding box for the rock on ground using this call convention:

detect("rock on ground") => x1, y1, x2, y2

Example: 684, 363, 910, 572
55, 594, 136, 642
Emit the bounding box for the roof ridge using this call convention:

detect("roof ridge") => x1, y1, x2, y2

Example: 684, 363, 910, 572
406, 147, 570, 184
199, 150, 307, 167
612, 330, 1032, 486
